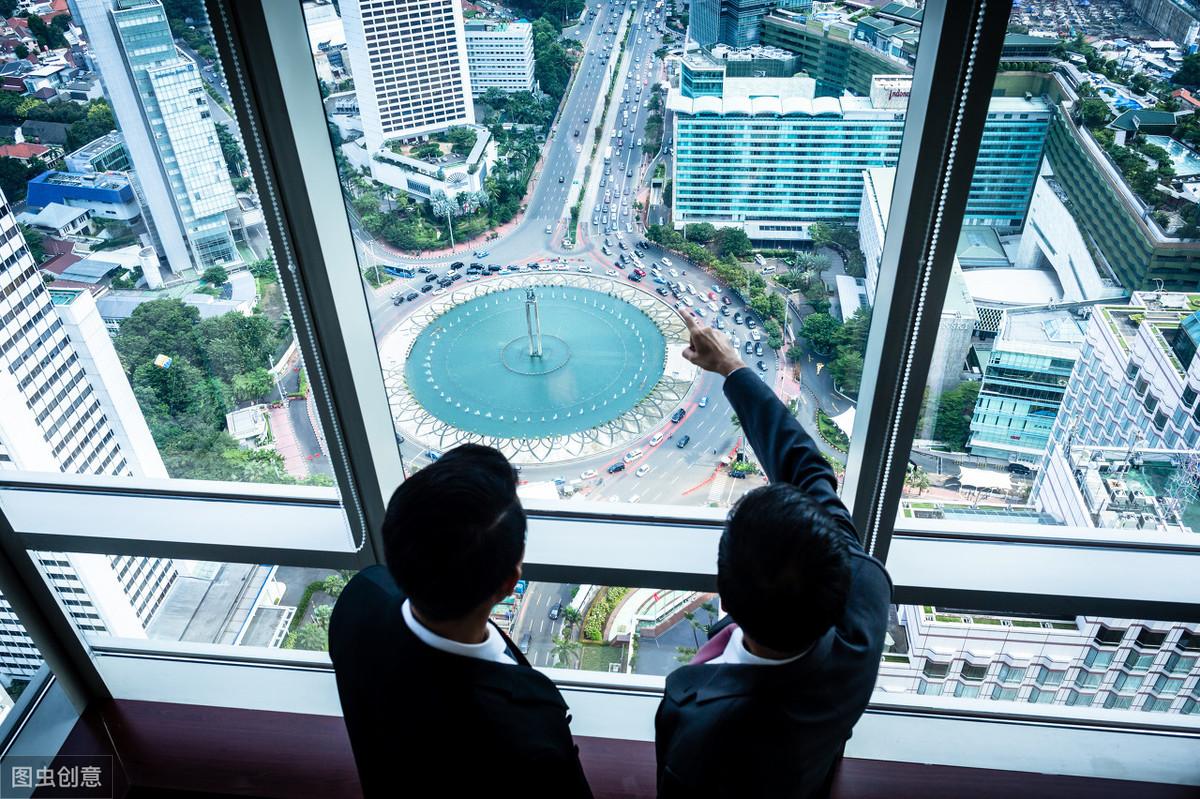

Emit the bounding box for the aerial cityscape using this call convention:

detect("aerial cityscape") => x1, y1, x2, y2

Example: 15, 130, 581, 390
0, 0, 1194, 718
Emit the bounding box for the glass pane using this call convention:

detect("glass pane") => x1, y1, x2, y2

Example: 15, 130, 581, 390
879, 605, 1200, 716
37, 553, 350, 654
897, 1, 1200, 541
0, 0, 336, 488
299, 0, 925, 506
0, 597, 45, 722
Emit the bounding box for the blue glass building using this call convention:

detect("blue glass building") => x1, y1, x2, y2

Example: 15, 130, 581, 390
668, 60, 1051, 239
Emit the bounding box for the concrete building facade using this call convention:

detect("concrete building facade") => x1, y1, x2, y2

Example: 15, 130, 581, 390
341, 0, 474, 152
464, 20, 534, 96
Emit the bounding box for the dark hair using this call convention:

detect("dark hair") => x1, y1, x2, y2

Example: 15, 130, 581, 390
718, 484, 851, 654
384, 444, 526, 621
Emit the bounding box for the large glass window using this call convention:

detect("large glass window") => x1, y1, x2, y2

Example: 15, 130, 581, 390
296, 0, 924, 512
0, 0, 337, 491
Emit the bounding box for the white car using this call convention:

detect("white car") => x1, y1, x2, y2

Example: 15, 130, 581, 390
750, 330, 762, 341
623, 448, 644, 463
628, 495, 641, 503
650, 432, 664, 446
635, 464, 651, 478
606, 268, 619, 276
707, 301, 719, 313
555, 263, 570, 272
668, 268, 679, 277
577, 264, 592, 273
576, 144, 582, 153
580, 469, 598, 480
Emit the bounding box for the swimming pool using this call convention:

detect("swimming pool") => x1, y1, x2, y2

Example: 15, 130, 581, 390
1145, 134, 1200, 176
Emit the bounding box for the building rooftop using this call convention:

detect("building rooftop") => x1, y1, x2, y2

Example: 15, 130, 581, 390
18, 202, 89, 230
961, 267, 1064, 307
47, 287, 84, 306
1108, 108, 1180, 133
66, 130, 123, 161
1000, 309, 1087, 357
955, 225, 1009, 267
1059, 445, 1199, 534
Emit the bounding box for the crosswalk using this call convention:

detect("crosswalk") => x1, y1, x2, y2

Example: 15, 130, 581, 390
707, 471, 731, 507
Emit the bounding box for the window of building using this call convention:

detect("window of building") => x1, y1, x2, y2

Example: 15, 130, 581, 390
1028, 687, 1055, 704
1124, 651, 1155, 672
922, 660, 951, 679
960, 663, 989, 681
998, 664, 1026, 684
1103, 694, 1134, 710
954, 682, 982, 698
1135, 629, 1167, 649
1095, 626, 1125, 647
1034, 666, 1065, 688
1075, 671, 1103, 689
1114, 673, 1143, 693
1166, 653, 1197, 674
1152, 675, 1184, 695
991, 685, 1019, 701
1085, 648, 1115, 669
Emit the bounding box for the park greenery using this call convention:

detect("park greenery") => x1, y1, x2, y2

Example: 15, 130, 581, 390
111, 299, 327, 485
808, 222, 866, 278
582, 586, 629, 642
215, 123, 251, 193
285, 571, 353, 651
817, 408, 849, 452
798, 307, 871, 397
532, 16, 577, 105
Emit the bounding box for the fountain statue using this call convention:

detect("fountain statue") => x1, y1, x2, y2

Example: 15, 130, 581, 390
524, 287, 543, 357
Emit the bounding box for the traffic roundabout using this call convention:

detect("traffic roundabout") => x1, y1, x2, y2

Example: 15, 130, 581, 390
380, 273, 699, 464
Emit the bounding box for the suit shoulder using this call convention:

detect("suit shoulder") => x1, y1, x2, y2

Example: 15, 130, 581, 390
330, 566, 400, 651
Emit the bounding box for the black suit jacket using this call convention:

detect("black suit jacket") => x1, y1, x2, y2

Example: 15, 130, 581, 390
330, 565, 593, 798
655, 368, 892, 799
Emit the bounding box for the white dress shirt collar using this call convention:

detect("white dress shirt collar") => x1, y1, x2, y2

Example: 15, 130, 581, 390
708, 625, 812, 666
402, 599, 516, 665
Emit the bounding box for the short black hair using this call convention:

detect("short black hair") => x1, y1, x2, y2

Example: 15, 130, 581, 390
718, 484, 851, 654
383, 444, 525, 621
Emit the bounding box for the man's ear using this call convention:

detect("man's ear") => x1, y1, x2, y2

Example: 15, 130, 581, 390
492, 562, 522, 604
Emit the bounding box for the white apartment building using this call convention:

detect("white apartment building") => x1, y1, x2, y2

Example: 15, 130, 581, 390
464, 20, 535, 96
0, 198, 176, 682
341, 0, 475, 152
1041, 291, 1200, 458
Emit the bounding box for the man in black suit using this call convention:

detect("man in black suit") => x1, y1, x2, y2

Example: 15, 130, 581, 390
330, 444, 592, 798
655, 313, 892, 798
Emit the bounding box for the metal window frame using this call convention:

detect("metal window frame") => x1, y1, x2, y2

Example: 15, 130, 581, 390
841, 0, 1015, 563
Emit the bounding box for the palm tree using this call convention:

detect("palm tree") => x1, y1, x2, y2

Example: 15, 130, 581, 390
730, 413, 741, 430
551, 635, 582, 668
562, 607, 583, 628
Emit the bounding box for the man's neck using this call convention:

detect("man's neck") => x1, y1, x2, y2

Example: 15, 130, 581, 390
411, 605, 490, 645
742, 631, 809, 661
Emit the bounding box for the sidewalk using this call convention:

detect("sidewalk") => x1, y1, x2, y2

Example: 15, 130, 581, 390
269, 404, 309, 479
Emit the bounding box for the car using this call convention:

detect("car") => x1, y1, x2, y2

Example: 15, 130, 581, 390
605, 268, 619, 276
420, 283, 433, 293
578, 264, 593, 273
668, 268, 679, 277
545, 224, 553, 234
650, 432, 664, 446
519, 633, 532, 654
623, 448, 645, 463
627, 495, 641, 504
715, 318, 725, 330
1007, 462, 1034, 476
392, 296, 404, 306
708, 302, 720, 313
580, 469, 598, 479
466, 274, 480, 282
450, 273, 463, 282
405, 292, 418, 301
432, 287, 445, 295
576, 144, 582, 153
656, 286, 669, 296
633, 267, 646, 277
635, 464, 651, 477
744, 341, 753, 354
734, 312, 743, 324
549, 604, 562, 620
606, 461, 626, 474
449, 261, 464, 270
746, 317, 757, 329
722, 296, 732, 305
694, 307, 706, 318
574, 129, 580, 137
720, 305, 731, 317
627, 272, 642, 282
711, 285, 721, 294
661, 257, 672, 267
708, 291, 718, 301
698, 396, 708, 408
757, 360, 768, 372
670, 408, 686, 423
559, 175, 565, 183
474, 250, 489, 258
417, 266, 432, 274
750, 330, 761, 342
676, 435, 691, 448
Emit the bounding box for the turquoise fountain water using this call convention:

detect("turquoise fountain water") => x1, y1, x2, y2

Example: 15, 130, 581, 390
404, 285, 667, 437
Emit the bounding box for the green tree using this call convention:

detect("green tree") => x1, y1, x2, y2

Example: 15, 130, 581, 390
561, 606, 583, 627
551, 634, 581, 668
445, 125, 478, 155
684, 222, 716, 243
21, 12, 67, 50
0, 157, 38, 202
231, 368, 273, 402
291, 623, 328, 651
1079, 98, 1112, 129
248, 257, 276, 280
65, 100, 116, 151
730, 413, 740, 429
905, 464, 931, 495
714, 227, 752, 258
322, 572, 352, 599
828, 350, 864, 396
115, 300, 207, 369
931, 380, 981, 451
214, 122, 246, 179
1173, 53, 1200, 86
202, 265, 229, 286
18, 223, 44, 264
800, 312, 842, 354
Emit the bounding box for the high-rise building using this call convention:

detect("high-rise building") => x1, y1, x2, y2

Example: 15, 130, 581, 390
966, 309, 1087, 465
0, 196, 177, 681
717, 0, 775, 47
70, 0, 240, 275
879, 605, 1200, 714
64, 130, 130, 174
690, 0, 721, 47
464, 20, 535, 96
341, 0, 474, 152
669, 66, 1050, 239
1039, 291, 1200, 460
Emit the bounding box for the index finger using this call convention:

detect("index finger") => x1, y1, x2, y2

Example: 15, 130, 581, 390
680, 309, 701, 333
